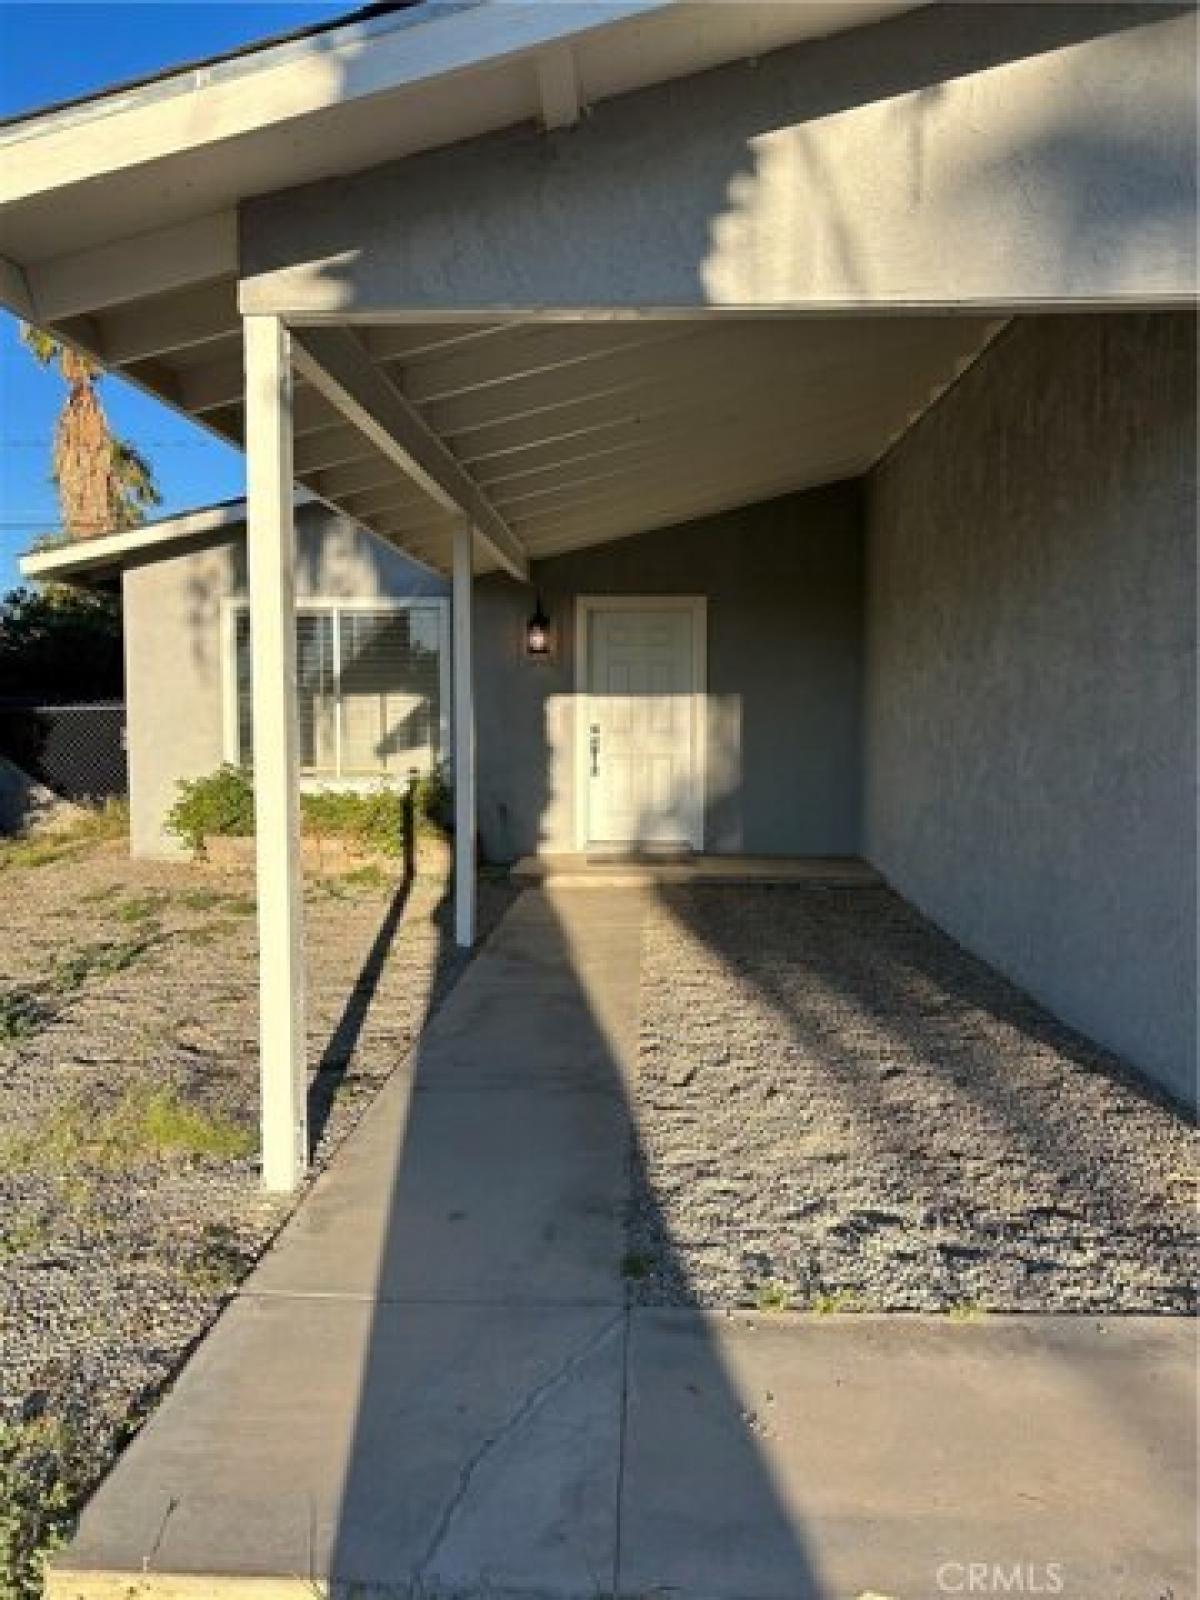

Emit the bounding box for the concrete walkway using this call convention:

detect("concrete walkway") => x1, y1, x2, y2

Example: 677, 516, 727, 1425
50, 890, 1196, 1599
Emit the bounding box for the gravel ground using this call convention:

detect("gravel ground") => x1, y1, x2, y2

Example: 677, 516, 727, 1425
629, 884, 1197, 1314
0, 832, 513, 1596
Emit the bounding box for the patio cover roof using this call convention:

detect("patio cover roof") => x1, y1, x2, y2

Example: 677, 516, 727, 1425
0, 0, 1013, 575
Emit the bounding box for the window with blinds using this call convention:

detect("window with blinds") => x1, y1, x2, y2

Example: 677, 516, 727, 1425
234, 604, 444, 778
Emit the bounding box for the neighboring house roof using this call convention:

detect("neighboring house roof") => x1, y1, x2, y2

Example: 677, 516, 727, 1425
18, 497, 313, 588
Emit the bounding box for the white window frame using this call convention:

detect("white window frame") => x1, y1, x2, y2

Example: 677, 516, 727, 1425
573, 595, 708, 852
221, 594, 450, 790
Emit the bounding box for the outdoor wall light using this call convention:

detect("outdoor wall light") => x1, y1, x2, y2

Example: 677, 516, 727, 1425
525, 594, 551, 658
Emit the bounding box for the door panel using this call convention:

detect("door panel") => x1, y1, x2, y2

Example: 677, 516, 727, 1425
586, 606, 699, 846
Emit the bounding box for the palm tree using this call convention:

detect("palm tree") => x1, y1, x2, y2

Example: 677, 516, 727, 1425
109, 438, 160, 530
22, 327, 161, 540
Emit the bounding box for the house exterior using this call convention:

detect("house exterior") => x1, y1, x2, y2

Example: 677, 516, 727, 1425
25, 500, 450, 856
6, 0, 1196, 1185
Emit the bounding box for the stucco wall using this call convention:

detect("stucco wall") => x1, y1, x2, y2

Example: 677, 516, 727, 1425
864, 312, 1197, 1104
473, 484, 864, 863
122, 506, 445, 857
242, 4, 1196, 314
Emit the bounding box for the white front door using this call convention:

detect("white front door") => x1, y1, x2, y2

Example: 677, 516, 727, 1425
583, 602, 703, 848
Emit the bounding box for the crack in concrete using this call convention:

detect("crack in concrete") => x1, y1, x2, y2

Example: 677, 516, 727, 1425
141, 1493, 178, 1570
411, 1312, 624, 1591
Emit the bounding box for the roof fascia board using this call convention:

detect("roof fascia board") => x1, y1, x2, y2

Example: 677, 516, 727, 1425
0, 1, 673, 210
0, 3, 438, 137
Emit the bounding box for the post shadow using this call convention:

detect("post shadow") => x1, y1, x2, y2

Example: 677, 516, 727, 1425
307, 878, 412, 1158
308, 775, 461, 1158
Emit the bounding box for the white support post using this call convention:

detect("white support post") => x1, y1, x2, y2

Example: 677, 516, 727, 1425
452, 519, 477, 949
245, 314, 308, 1192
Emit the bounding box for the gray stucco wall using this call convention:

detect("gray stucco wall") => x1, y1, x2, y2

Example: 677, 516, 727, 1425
123, 505, 445, 857
864, 312, 1197, 1104
243, 4, 1196, 314
473, 484, 864, 863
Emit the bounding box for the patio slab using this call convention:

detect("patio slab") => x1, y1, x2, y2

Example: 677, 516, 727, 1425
248, 888, 638, 1305
620, 1310, 1198, 1600
409, 891, 644, 1094
57, 1296, 625, 1593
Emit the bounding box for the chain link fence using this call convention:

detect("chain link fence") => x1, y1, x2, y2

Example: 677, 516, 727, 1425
0, 700, 128, 801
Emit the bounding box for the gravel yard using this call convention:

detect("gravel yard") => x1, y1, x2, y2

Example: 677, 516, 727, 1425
0, 825, 512, 1596
630, 884, 1197, 1315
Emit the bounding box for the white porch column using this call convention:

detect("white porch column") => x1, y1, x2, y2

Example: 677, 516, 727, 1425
244, 314, 307, 1192
452, 518, 477, 948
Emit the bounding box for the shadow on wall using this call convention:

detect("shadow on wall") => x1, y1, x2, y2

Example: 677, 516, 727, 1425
699, 6, 1195, 306
179, 509, 449, 779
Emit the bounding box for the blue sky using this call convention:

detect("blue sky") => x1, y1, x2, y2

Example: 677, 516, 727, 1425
0, 2, 348, 589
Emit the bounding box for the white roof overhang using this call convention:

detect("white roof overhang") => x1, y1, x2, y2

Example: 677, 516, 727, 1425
0, 1, 912, 263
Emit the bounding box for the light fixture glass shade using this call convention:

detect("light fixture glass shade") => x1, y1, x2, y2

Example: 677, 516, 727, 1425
526, 595, 551, 657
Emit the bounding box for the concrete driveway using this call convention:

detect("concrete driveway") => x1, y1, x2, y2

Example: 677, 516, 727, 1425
49, 887, 1196, 1599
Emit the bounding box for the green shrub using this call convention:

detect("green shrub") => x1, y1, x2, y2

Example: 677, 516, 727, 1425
167, 765, 255, 854
0, 989, 51, 1043
164, 763, 452, 858
411, 763, 452, 833
1, 1415, 81, 1600
301, 787, 405, 859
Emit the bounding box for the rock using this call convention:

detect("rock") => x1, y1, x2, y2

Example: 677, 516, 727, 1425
0, 756, 86, 835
